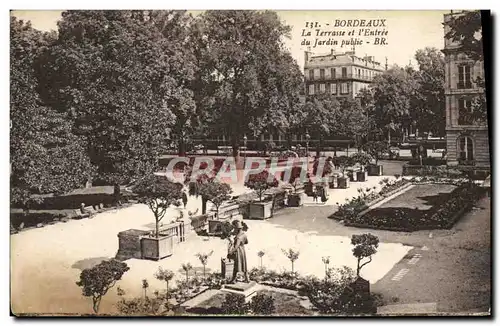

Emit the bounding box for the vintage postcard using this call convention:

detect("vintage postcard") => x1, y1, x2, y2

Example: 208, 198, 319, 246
10, 9, 491, 317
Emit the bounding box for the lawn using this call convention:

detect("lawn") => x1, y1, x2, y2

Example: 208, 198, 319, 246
346, 183, 484, 231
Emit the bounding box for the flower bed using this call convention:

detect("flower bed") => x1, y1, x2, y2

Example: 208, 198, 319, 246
344, 182, 486, 231
329, 178, 411, 221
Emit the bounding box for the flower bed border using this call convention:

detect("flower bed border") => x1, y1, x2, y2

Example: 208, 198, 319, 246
343, 183, 484, 232
329, 179, 412, 221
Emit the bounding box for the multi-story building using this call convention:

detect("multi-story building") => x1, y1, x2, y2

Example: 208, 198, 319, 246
304, 49, 385, 99
442, 11, 490, 171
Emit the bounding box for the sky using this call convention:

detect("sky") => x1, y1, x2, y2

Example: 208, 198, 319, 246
11, 10, 450, 70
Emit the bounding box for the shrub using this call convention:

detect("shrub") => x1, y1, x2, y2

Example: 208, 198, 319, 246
76, 259, 129, 314
221, 293, 248, 315
244, 170, 279, 202
301, 266, 359, 314
249, 293, 276, 315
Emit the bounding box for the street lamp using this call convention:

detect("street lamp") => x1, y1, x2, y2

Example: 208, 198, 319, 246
305, 131, 311, 158
243, 134, 248, 161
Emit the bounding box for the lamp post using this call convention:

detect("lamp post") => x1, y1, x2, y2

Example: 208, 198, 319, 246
305, 131, 311, 158
243, 134, 248, 161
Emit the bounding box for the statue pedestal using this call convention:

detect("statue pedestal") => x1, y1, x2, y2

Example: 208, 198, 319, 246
221, 281, 259, 302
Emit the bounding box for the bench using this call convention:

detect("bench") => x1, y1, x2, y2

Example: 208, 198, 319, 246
73, 209, 90, 219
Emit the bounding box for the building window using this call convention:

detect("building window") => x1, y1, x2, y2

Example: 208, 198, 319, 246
331, 68, 336, 79
342, 67, 347, 78
308, 84, 314, 95
309, 69, 315, 81
458, 136, 474, 163
326, 83, 331, 93
341, 83, 348, 94
458, 65, 472, 89
320, 69, 325, 80
314, 83, 320, 94
331, 83, 337, 94
319, 83, 326, 93
458, 98, 473, 125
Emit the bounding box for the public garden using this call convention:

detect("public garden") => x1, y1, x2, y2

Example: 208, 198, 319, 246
11, 10, 490, 316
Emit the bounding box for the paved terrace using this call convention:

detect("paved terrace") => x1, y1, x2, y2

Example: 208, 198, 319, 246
11, 174, 413, 315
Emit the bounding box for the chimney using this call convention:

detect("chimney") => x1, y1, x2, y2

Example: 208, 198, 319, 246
304, 50, 311, 64
331, 49, 335, 55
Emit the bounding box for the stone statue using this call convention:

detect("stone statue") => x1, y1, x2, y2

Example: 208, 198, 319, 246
227, 220, 249, 283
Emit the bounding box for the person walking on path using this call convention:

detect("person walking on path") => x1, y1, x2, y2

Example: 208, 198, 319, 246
182, 191, 188, 209
228, 220, 249, 283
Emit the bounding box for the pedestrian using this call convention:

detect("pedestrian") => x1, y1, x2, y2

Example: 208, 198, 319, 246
313, 189, 318, 203
182, 191, 188, 209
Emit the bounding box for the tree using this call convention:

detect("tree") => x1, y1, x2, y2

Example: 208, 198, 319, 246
142, 279, 149, 299
10, 16, 93, 212
351, 233, 379, 277
244, 170, 279, 202
337, 97, 370, 150
132, 174, 183, 238
76, 259, 130, 314
37, 10, 194, 196
193, 11, 295, 159
154, 267, 175, 300
370, 66, 418, 144
350, 152, 372, 171
445, 10, 483, 61
302, 95, 339, 156
197, 181, 232, 219
412, 47, 446, 136
195, 250, 214, 278
287, 166, 304, 193
281, 248, 300, 273
362, 141, 389, 166
336, 156, 353, 176
445, 10, 488, 125
181, 263, 193, 284
257, 250, 265, 269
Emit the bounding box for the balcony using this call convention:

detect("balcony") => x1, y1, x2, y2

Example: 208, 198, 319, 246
306, 73, 375, 82
457, 82, 473, 90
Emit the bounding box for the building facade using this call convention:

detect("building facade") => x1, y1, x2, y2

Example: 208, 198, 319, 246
304, 49, 384, 99
442, 11, 490, 170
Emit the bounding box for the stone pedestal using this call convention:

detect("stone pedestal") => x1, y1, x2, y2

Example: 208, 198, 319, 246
221, 281, 259, 302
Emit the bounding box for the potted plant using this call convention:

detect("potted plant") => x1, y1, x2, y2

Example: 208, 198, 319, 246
287, 166, 305, 207
132, 174, 183, 260
362, 141, 389, 176
197, 180, 233, 234
350, 152, 372, 182
336, 156, 352, 189
244, 170, 279, 219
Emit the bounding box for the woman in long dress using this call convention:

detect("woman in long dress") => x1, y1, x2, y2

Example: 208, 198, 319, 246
227, 220, 249, 283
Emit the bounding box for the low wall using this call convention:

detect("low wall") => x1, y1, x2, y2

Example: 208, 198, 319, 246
115, 229, 150, 261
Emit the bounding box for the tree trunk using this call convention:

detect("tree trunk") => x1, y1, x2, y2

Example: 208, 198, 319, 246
388, 129, 391, 147
291, 261, 294, 273
155, 218, 160, 238
113, 183, 121, 206
178, 137, 186, 156
356, 258, 361, 276
231, 135, 240, 160
93, 297, 101, 314
201, 196, 207, 215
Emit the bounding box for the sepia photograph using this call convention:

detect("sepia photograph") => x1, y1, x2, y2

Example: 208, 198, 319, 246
9, 8, 491, 317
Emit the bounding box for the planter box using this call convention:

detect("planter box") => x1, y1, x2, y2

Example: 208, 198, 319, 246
329, 175, 338, 189
141, 235, 175, 260
208, 219, 231, 235
367, 165, 383, 176
338, 177, 350, 189
116, 229, 151, 261
356, 171, 368, 182
248, 201, 273, 219
287, 193, 304, 207
348, 171, 357, 182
